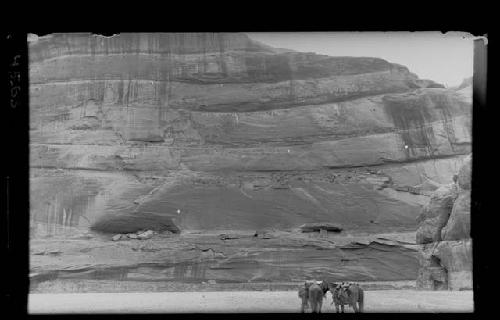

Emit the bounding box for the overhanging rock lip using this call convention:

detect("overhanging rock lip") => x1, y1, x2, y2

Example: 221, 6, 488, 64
299, 222, 343, 233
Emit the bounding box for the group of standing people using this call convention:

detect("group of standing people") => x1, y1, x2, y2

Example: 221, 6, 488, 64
298, 280, 364, 313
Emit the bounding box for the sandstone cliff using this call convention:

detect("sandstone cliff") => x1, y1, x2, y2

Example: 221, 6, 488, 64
29, 33, 471, 285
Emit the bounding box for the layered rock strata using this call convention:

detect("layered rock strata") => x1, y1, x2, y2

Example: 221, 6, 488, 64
29, 33, 472, 284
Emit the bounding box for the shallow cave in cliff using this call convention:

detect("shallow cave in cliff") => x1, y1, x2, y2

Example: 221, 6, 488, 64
299, 222, 343, 233
90, 211, 181, 234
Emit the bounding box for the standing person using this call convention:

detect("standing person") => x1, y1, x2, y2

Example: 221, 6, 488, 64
299, 280, 313, 312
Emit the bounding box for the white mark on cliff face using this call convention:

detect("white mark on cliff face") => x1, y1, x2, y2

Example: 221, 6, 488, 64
177, 209, 181, 215
404, 145, 409, 149
287, 149, 290, 153
239, 188, 253, 199
291, 187, 320, 205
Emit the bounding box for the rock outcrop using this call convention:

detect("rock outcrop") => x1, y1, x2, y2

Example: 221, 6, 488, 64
416, 155, 472, 290
416, 184, 458, 244
457, 155, 472, 191
441, 191, 471, 241
452, 77, 472, 91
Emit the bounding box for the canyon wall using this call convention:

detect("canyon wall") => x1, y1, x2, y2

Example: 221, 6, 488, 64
29, 32, 471, 241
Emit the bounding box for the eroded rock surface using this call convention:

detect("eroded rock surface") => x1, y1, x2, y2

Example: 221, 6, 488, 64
435, 240, 472, 290
441, 191, 471, 241
416, 157, 472, 291
457, 155, 472, 191
416, 184, 458, 244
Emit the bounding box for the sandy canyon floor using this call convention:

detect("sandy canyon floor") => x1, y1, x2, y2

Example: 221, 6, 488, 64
29, 290, 473, 313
